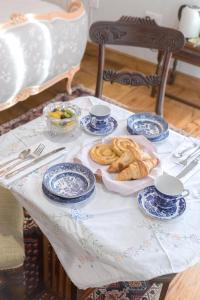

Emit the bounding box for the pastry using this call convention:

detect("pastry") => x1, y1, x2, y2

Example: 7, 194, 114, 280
116, 158, 158, 181
126, 145, 151, 161
111, 137, 140, 156
89, 144, 118, 165
108, 148, 135, 173
108, 145, 152, 173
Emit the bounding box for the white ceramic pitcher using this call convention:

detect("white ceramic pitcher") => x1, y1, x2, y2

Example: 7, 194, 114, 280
178, 5, 200, 38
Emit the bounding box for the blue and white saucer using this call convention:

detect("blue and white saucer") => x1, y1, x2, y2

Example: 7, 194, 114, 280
127, 113, 169, 141
43, 163, 95, 199
80, 115, 118, 136
137, 186, 186, 220
42, 183, 95, 204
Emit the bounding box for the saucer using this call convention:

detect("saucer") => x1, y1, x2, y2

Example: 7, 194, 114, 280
127, 113, 168, 141
80, 115, 118, 136
137, 186, 186, 220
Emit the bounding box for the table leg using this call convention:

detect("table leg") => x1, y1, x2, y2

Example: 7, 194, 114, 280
71, 282, 78, 300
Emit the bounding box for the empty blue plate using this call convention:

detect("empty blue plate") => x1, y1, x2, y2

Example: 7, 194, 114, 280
42, 183, 95, 204
43, 163, 95, 199
127, 113, 169, 141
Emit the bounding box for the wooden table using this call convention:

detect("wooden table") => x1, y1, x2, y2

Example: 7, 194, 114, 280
152, 42, 200, 109
169, 42, 200, 84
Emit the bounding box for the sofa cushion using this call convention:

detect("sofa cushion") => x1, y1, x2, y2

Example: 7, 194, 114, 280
0, 187, 25, 270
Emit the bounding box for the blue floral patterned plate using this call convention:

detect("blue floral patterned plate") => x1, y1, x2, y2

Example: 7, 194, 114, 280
42, 183, 95, 204
43, 163, 95, 199
80, 115, 118, 136
137, 186, 186, 220
127, 113, 169, 141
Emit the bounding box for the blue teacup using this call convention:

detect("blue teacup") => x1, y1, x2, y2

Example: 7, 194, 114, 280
90, 105, 111, 130
154, 174, 189, 209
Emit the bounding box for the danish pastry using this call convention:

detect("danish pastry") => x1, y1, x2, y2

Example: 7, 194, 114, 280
116, 158, 158, 181
89, 144, 119, 165
108, 148, 135, 173
111, 137, 140, 156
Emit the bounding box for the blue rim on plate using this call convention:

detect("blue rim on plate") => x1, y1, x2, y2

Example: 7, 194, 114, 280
127, 125, 169, 142
137, 186, 186, 220
127, 113, 169, 141
42, 183, 95, 204
80, 115, 118, 136
43, 163, 95, 199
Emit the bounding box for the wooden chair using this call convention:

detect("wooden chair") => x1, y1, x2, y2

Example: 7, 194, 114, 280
0, 187, 25, 299
165, 263, 200, 300
89, 16, 185, 116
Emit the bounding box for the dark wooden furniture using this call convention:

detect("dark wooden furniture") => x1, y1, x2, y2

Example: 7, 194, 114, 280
169, 42, 200, 84
153, 42, 200, 109
89, 16, 184, 116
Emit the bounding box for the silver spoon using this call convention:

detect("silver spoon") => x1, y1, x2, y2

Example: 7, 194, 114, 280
0, 144, 45, 176
0, 149, 31, 170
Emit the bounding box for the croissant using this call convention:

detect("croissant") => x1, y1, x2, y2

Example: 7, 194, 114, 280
108, 148, 135, 173
116, 158, 158, 181
126, 145, 151, 161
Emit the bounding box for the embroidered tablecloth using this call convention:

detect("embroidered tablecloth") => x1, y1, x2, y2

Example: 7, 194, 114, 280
1, 96, 200, 289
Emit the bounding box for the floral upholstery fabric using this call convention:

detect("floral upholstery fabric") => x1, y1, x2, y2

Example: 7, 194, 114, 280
0, 0, 88, 108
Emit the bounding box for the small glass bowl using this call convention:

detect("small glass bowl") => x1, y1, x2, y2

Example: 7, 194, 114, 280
43, 102, 81, 135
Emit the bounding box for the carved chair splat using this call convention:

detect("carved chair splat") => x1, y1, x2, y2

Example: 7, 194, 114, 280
89, 16, 185, 115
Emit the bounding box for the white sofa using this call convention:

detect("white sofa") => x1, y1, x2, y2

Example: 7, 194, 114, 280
0, 0, 88, 111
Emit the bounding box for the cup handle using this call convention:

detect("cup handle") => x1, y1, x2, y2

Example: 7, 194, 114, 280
181, 189, 190, 197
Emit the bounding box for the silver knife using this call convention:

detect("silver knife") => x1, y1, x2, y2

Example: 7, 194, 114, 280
5, 147, 66, 179
177, 154, 200, 179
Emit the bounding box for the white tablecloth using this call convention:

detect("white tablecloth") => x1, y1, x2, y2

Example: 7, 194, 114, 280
1, 96, 200, 289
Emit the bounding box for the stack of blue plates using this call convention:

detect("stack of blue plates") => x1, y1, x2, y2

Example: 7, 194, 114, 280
127, 112, 169, 142
42, 163, 95, 204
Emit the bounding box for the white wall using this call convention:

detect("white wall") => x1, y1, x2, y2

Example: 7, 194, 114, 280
90, 0, 200, 78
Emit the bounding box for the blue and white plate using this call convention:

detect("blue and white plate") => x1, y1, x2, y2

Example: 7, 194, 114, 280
127, 113, 169, 141
80, 115, 118, 136
43, 163, 95, 199
42, 183, 95, 204
137, 186, 186, 220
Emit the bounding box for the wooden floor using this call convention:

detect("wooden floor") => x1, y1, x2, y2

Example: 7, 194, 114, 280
0, 42, 200, 137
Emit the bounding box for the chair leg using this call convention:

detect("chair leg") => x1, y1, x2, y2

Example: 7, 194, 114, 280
6, 266, 25, 300
0, 273, 9, 300
167, 59, 178, 85
159, 281, 170, 300
66, 66, 80, 95
151, 50, 163, 98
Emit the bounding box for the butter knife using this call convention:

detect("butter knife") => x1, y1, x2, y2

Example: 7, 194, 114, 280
177, 154, 200, 179
5, 147, 66, 179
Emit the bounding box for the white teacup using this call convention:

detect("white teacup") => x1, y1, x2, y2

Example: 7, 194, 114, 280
154, 173, 189, 209
90, 105, 111, 130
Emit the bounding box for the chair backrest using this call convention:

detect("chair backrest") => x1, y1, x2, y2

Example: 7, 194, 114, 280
89, 16, 185, 115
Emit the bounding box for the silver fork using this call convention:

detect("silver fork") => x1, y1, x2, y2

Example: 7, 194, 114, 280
178, 145, 200, 166
173, 143, 197, 158
0, 143, 45, 176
